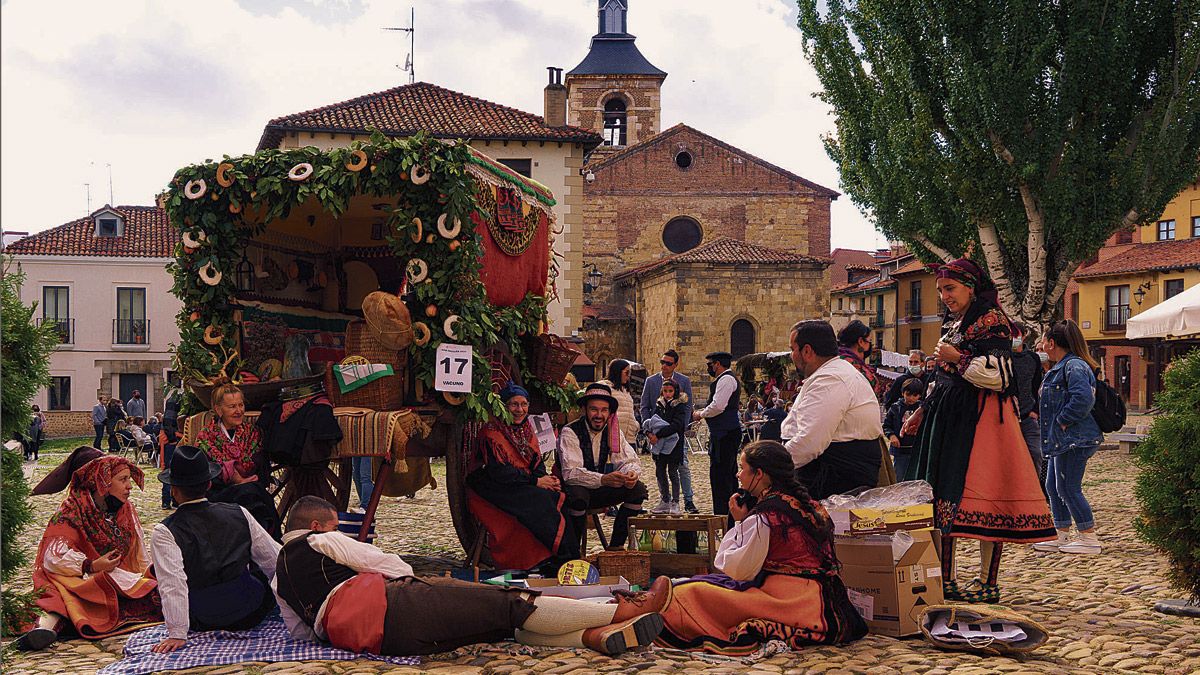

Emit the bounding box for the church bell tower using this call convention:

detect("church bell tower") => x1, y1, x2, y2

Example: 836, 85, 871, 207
565, 0, 666, 151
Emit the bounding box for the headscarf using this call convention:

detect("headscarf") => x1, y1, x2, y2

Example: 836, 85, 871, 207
51, 456, 145, 563
932, 258, 999, 307
499, 381, 530, 403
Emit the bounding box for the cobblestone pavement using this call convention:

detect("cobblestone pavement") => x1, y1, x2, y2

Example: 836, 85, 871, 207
4, 421, 1198, 674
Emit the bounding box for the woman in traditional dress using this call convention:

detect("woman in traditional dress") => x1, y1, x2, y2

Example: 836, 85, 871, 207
655, 441, 867, 656
194, 383, 280, 539
466, 382, 577, 571
17, 455, 161, 651
905, 258, 1056, 602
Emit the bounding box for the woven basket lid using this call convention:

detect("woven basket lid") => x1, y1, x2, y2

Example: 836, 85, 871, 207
361, 291, 414, 351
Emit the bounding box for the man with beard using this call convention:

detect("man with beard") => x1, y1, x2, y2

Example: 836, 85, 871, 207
782, 321, 885, 500
557, 383, 648, 551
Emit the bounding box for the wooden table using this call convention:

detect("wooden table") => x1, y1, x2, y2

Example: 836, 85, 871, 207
629, 514, 727, 577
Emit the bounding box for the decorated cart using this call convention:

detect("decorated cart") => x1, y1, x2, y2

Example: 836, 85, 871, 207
165, 132, 578, 556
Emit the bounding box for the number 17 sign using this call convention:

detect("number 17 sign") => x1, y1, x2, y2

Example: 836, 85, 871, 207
435, 343, 474, 393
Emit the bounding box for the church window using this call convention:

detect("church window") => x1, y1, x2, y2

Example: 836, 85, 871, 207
603, 98, 627, 146
674, 151, 693, 170
731, 319, 756, 359
662, 217, 702, 254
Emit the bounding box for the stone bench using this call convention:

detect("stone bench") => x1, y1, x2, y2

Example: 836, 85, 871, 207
1109, 433, 1147, 454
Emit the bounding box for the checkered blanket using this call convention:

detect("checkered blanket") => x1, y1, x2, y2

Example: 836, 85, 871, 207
96, 612, 418, 675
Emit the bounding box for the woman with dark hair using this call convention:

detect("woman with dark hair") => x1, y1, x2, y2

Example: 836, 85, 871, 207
1033, 320, 1104, 554
655, 441, 867, 655
906, 259, 1055, 603
17, 456, 161, 650
600, 358, 638, 446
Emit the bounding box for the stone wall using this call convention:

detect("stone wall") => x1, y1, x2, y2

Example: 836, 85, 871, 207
43, 411, 95, 439
567, 74, 664, 144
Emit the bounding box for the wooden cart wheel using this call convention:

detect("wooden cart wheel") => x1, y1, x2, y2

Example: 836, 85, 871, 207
270, 457, 354, 519
442, 419, 492, 563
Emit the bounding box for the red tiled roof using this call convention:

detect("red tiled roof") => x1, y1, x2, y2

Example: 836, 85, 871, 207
892, 259, 931, 276
1073, 238, 1200, 278
844, 263, 880, 272
830, 248, 880, 286
582, 303, 633, 321
615, 236, 829, 280
2, 206, 176, 258
257, 82, 603, 150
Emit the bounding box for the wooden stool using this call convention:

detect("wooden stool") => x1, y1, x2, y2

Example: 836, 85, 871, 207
579, 508, 610, 553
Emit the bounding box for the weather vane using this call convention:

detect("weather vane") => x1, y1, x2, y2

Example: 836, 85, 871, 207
382, 7, 416, 84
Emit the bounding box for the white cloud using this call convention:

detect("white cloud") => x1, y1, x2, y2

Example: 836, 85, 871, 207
1, 0, 883, 250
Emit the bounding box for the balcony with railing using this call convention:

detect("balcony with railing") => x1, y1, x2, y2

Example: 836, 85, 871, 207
1103, 305, 1130, 332
113, 319, 150, 345
37, 318, 74, 344
904, 300, 922, 319
869, 313, 887, 328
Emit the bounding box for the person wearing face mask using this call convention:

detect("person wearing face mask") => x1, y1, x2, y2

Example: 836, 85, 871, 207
836, 320, 886, 400
693, 352, 744, 523
884, 350, 928, 409
654, 441, 867, 655
1009, 323, 1046, 490
780, 321, 885, 500
17, 455, 161, 651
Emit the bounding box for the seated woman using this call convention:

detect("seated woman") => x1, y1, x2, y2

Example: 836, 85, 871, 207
128, 417, 156, 457
655, 440, 867, 656
194, 384, 281, 539
466, 382, 578, 571
18, 455, 161, 651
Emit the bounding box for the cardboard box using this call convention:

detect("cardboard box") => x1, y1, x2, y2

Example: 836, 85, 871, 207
828, 502, 934, 536
525, 576, 630, 600
836, 530, 944, 637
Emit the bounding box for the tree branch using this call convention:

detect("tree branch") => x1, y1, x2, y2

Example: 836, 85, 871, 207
976, 219, 1021, 319
987, 129, 1049, 319
910, 233, 955, 262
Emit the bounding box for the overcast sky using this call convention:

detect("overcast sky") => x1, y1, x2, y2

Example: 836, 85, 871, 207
1, 0, 886, 251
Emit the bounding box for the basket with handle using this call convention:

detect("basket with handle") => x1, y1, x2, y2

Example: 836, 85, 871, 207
523, 333, 581, 386
587, 550, 651, 588
324, 321, 406, 409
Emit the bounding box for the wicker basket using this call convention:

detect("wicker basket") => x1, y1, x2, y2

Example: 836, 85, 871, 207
324, 321, 406, 410
590, 550, 651, 588
523, 333, 581, 386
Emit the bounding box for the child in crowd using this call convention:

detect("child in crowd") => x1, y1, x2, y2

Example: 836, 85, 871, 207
883, 378, 924, 480
643, 379, 689, 514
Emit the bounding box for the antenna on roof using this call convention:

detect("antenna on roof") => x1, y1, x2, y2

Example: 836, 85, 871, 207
84, 183, 91, 214
382, 7, 415, 84
106, 163, 114, 205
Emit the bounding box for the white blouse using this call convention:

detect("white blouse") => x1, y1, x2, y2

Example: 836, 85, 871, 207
42, 537, 145, 592
714, 514, 771, 581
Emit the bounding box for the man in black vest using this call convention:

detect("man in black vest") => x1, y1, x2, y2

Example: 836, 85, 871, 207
272, 496, 669, 655
150, 445, 280, 653
693, 351, 742, 524
557, 383, 648, 550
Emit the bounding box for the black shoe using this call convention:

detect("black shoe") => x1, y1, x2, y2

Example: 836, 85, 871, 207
162, 503, 173, 510
684, 501, 699, 514
15, 627, 56, 651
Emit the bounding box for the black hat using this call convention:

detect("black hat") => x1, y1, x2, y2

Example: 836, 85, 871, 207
837, 320, 871, 346
32, 446, 104, 496
705, 351, 734, 367
576, 382, 619, 412
158, 445, 221, 486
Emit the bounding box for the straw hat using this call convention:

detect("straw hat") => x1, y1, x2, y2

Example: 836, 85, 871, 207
361, 291, 414, 351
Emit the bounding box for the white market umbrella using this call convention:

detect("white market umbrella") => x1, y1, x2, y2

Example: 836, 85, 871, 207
1125, 283, 1200, 339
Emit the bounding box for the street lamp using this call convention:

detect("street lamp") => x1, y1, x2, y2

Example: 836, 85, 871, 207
1134, 281, 1153, 306
583, 264, 602, 305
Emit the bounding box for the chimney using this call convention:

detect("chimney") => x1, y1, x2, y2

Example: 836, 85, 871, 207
543, 67, 567, 127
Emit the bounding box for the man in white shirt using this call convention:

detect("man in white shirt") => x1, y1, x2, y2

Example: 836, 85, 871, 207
782, 321, 885, 499
558, 383, 647, 550
150, 445, 281, 653
272, 496, 670, 655
692, 351, 742, 522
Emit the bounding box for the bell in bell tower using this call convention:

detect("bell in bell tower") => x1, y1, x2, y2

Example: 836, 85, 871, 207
565, 0, 666, 150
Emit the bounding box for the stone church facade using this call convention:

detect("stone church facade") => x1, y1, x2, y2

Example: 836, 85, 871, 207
561, 0, 836, 384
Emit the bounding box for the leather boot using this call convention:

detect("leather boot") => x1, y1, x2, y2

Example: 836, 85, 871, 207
611, 575, 673, 622
581, 613, 664, 655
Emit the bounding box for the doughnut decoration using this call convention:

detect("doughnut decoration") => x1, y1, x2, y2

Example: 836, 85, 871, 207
181, 230, 206, 249
442, 391, 466, 406
412, 322, 432, 347
203, 325, 224, 346
410, 164, 430, 185
288, 163, 314, 182
345, 150, 368, 172
215, 163, 235, 188
406, 258, 429, 284
184, 179, 207, 200
229, 203, 242, 214
409, 217, 423, 244
443, 315, 461, 340
198, 262, 222, 286
436, 213, 461, 239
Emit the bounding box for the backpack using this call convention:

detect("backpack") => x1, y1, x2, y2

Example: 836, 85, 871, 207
1091, 377, 1126, 433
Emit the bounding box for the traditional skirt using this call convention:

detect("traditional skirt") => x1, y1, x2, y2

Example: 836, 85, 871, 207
947, 394, 1056, 543
655, 572, 867, 656
36, 571, 161, 639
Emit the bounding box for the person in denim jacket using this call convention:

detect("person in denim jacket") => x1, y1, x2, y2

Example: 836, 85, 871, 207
1035, 320, 1104, 554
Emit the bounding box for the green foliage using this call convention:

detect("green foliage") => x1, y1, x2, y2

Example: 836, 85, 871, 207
1134, 348, 1200, 602
0, 260, 58, 635
165, 132, 571, 422
796, 0, 1200, 323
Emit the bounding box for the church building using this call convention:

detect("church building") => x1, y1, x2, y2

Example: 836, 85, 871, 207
560, 0, 836, 384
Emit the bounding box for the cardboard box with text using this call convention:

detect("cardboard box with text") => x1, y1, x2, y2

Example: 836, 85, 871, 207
835, 530, 944, 637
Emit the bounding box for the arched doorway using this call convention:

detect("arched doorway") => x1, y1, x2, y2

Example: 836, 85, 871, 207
731, 319, 756, 359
